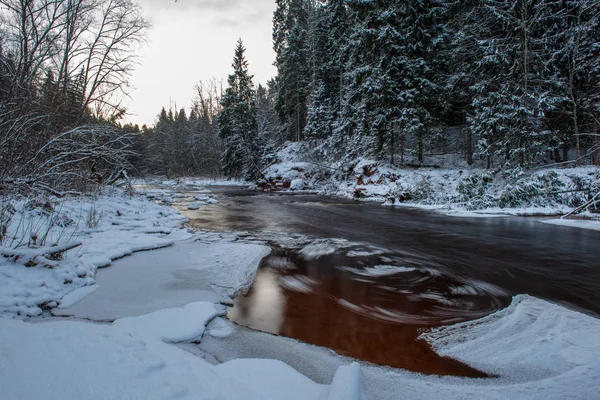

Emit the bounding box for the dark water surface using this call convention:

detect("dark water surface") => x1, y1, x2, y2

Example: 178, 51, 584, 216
177, 187, 600, 375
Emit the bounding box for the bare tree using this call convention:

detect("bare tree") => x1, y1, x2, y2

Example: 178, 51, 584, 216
81, 0, 150, 119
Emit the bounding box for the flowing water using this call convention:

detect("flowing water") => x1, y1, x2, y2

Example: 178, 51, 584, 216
171, 186, 600, 376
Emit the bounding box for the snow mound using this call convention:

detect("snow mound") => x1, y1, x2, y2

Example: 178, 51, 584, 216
422, 295, 600, 394
0, 302, 365, 399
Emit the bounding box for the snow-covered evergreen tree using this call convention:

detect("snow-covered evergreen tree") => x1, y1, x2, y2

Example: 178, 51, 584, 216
345, 0, 449, 163
273, 0, 311, 141
218, 39, 260, 179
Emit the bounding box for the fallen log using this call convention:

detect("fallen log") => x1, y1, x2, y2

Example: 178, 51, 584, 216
1, 241, 82, 259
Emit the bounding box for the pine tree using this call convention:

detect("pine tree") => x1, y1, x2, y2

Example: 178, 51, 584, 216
256, 81, 282, 161
218, 39, 261, 179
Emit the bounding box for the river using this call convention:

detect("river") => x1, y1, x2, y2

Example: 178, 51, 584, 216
172, 186, 600, 376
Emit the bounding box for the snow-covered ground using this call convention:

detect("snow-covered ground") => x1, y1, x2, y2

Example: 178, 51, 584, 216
0, 186, 366, 399
2, 179, 600, 399
0, 188, 189, 318
262, 142, 600, 224
1, 302, 364, 400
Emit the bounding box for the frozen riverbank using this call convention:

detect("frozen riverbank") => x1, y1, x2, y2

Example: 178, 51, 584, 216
0, 185, 366, 399
2, 180, 600, 399
261, 143, 600, 224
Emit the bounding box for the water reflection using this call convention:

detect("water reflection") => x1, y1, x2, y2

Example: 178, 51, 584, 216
229, 246, 510, 377
228, 269, 285, 334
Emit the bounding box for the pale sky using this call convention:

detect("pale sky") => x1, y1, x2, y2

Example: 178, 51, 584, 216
124, 0, 277, 126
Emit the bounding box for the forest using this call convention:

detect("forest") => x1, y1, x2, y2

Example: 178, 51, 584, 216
0, 0, 148, 193
138, 0, 600, 180
2, 0, 599, 189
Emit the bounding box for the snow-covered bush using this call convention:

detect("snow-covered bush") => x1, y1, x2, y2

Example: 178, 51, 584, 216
408, 176, 434, 202
499, 171, 564, 208
456, 172, 494, 201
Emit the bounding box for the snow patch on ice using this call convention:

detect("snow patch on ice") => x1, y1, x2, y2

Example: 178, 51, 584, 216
0, 302, 365, 399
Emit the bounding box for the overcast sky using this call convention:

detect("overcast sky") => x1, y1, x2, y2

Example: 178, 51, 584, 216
125, 0, 277, 126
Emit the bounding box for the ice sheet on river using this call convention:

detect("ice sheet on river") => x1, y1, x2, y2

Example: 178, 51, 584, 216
54, 240, 271, 320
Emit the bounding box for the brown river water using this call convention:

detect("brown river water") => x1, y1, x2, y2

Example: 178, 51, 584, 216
172, 186, 600, 377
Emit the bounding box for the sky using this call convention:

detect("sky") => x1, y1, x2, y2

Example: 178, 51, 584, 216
124, 0, 277, 126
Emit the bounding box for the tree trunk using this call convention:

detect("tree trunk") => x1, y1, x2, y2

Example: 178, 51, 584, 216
390, 123, 395, 165
465, 124, 473, 166
593, 115, 599, 166
417, 131, 423, 162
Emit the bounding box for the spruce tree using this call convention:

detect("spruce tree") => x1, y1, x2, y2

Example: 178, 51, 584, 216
273, 0, 311, 141
218, 39, 260, 179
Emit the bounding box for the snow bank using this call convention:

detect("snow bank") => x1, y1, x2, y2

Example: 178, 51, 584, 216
265, 143, 600, 218
541, 218, 600, 231
0, 189, 190, 318
421, 295, 600, 398
0, 302, 365, 400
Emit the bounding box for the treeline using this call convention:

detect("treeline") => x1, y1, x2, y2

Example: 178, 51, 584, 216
135, 56, 281, 179
272, 0, 600, 168
0, 0, 148, 193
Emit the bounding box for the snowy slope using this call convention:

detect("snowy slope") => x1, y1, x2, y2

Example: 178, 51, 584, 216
263, 143, 600, 219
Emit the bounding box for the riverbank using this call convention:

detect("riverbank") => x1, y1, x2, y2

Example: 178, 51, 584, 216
2, 181, 600, 399
0, 185, 366, 399
261, 142, 600, 222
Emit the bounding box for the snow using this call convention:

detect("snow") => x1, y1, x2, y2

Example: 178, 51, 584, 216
133, 177, 251, 188
188, 196, 219, 209
54, 240, 271, 320
541, 218, 600, 231
0, 302, 365, 399
56, 284, 100, 308
264, 143, 600, 221
0, 188, 189, 318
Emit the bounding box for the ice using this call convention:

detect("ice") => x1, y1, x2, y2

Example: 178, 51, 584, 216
56, 284, 100, 308
342, 265, 417, 277
299, 242, 339, 259
541, 218, 600, 231
0, 302, 365, 400
279, 275, 315, 293
54, 240, 271, 320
